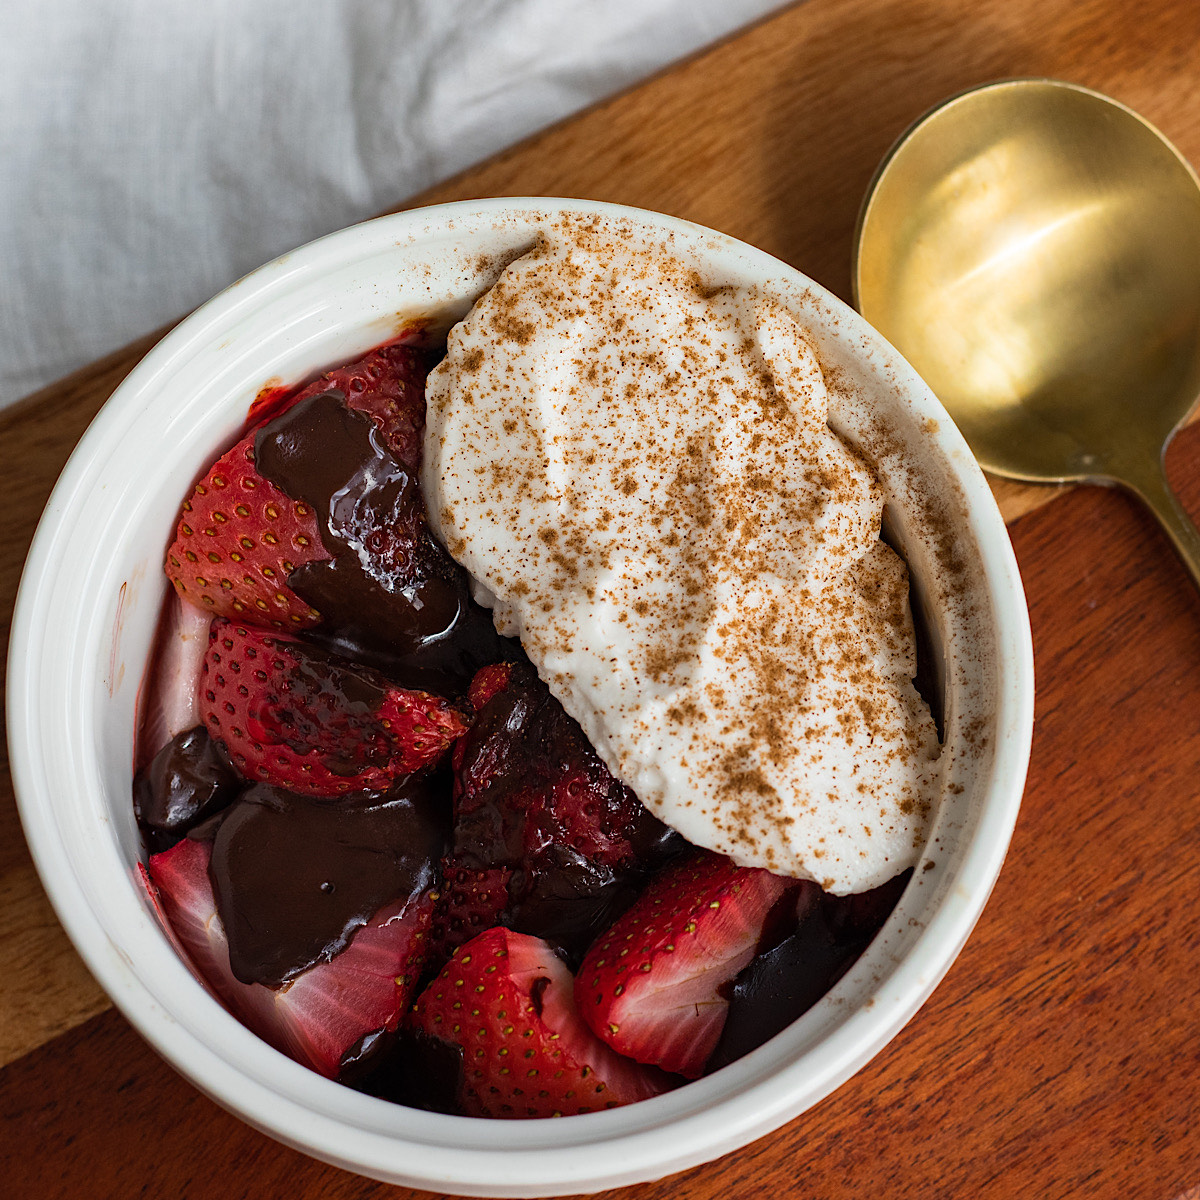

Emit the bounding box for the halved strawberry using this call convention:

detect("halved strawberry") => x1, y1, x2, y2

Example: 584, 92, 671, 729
574, 852, 799, 1078
291, 342, 429, 472
466, 662, 513, 713
447, 662, 681, 960
166, 429, 328, 629
453, 662, 667, 872
135, 591, 214, 771
166, 343, 430, 631
200, 619, 466, 796
410, 927, 673, 1117
143, 836, 432, 1079
428, 860, 513, 968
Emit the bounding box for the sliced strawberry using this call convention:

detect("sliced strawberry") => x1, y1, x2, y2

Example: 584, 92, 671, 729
291, 342, 429, 472
453, 662, 666, 872
466, 662, 513, 713
410, 927, 673, 1117
575, 851, 799, 1078
137, 859, 203, 974
166, 343, 428, 631
166, 429, 328, 629
144, 837, 432, 1079
200, 619, 466, 796
447, 662, 681, 960
135, 591, 213, 771
428, 860, 513, 968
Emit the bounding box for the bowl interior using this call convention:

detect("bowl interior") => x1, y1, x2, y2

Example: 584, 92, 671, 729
9, 200, 1032, 1196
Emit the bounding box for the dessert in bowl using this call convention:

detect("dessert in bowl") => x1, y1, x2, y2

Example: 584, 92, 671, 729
8, 200, 1033, 1195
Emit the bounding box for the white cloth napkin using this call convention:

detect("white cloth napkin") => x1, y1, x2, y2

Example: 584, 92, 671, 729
0, 0, 785, 408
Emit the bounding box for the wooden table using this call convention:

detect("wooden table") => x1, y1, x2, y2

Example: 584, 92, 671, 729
3, 0, 1200, 1194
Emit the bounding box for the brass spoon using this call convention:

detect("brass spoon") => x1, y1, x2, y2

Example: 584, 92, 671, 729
853, 79, 1200, 588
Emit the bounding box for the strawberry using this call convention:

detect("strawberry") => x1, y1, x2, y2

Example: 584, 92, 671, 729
143, 836, 433, 1079
428, 860, 513, 967
165, 342, 430, 631
574, 851, 799, 1078
166, 428, 328, 629
292, 342, 429, 473
466, 662, 513, 712
135, 592, 214, 772
447, 662, 682, 960
200, 619, 466, 796
410, 927, 673, 1117
453, 662, 667, 872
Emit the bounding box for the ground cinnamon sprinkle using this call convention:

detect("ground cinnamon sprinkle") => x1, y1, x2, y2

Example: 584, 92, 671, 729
423, 215, 942, 893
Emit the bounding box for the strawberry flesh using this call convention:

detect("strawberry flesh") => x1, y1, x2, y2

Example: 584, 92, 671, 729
446, 662, 684, 962
144, 835, 433, 1080
575, 851, 800, 1078
200, 618, 466, 797
135, 591, 213, 769
466, 662, 513, 712
166, 430, 327, 630
410, 927, 673, 1117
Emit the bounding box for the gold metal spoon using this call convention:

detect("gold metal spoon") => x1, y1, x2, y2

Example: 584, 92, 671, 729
853, 78, 1200, 588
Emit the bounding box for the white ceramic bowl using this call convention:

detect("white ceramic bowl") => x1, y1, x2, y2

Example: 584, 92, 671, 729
8, 199, 1034, 1197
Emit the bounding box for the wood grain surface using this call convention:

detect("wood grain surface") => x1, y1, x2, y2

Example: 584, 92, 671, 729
3, 0, 1200, 1193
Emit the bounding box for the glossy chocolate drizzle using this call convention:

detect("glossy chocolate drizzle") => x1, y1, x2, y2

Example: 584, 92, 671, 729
344, 1028, 465, 1113
706, 869, 912, 1072
254, 390, 509, 694
133, 726, 240, 849
451, 662, 685, 962
207, 777, 448, 987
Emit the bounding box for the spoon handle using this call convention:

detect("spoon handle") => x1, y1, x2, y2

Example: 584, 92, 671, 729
1118, 456, 1200, 593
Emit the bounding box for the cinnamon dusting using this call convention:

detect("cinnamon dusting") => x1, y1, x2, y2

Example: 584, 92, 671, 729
422, 215, 942, 893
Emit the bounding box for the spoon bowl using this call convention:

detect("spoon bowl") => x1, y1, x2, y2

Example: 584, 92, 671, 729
854, 79, 1200, 583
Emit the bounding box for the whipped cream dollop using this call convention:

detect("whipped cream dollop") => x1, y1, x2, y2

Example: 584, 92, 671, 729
424, 218, 941, 893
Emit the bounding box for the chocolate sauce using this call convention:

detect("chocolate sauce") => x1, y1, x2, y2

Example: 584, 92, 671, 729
208, 778, 447, 986
706, 870, 912, 1073
705, 907, 851, 1073
345, 1028, 464, 1113
450, 663, 680, 960
133, 726, 240, 848
254, 389, 509, 694
505, 850, 643, 968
